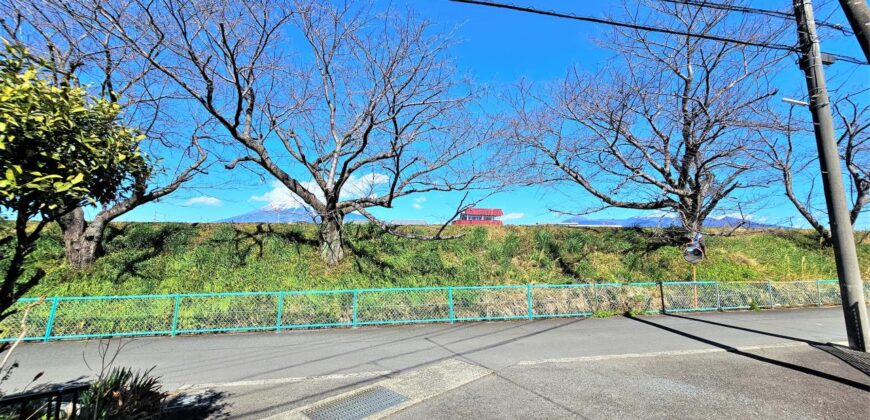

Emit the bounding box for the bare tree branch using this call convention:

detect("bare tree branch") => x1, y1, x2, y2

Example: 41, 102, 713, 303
507, 0, 785, 237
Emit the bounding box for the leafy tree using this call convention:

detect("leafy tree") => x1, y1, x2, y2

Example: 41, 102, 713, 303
0, 43, 147, 317
2, 2, 209, 269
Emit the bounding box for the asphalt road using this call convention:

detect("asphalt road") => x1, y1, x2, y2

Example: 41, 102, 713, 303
3, 308, 868, 419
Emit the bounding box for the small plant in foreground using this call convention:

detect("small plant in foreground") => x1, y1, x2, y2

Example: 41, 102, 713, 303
749, 299, 760, 311
78, 367, 166, 419
592, 309, 622, 318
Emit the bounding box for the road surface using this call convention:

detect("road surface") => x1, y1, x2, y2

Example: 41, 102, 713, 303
3, 308, 868, 419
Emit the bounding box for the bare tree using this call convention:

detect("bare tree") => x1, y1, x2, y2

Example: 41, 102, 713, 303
507, 1, 784, 237
765, 90, 869, 243
59, 0, 498, 265
2, 1, 210, 268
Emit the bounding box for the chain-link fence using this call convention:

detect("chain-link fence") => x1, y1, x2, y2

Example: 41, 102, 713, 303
0, 279, 865, 342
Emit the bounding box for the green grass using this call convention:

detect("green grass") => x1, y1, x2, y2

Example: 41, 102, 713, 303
3, 222, 868, 297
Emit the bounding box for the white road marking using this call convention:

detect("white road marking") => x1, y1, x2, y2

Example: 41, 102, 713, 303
516, 342, 809, 366
265, 359, 492, 420
175, 370, 393, 390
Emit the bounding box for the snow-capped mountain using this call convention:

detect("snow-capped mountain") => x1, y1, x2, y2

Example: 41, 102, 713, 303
561, 215, 783, 229
218, 204, 368, 223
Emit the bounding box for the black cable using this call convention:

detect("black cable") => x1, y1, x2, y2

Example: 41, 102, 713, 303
657, 0, 851, 35
449, 0, 868, 66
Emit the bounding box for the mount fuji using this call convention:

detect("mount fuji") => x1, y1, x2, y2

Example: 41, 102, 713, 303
561, 215, 783, 229
218, 204, 368, 224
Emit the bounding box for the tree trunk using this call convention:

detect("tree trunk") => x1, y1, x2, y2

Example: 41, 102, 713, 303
58, 207, 104, 270
319, 213, 345, 266
0, 210, 46, 320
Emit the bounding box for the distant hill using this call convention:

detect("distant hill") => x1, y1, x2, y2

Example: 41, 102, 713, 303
561, 215, 784, 229
218, 204, 368, 223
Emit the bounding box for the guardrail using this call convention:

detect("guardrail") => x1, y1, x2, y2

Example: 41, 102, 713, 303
0, 279, 862, 342
0, 383, 89, 419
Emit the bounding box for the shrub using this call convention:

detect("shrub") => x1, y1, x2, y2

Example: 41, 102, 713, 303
592, 309, 622, 318
79, 367, 165, 419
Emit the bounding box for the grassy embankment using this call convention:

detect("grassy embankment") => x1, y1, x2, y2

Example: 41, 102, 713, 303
3, 222, 868, 297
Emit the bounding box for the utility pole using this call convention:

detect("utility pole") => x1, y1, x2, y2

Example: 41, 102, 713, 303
838, 0, 870, 63
793, 0, 869, 352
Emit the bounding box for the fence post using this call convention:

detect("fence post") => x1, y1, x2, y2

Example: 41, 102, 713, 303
767, 281, 774, 309
43, 297, 59, 343
171, 294, 181, 336
593, 283, 599, 312
448, 287, 454, 324
352, 290, 359, 328
658, 282, 666, 314
816, 280, 822, 306
275, 292, 284, 333
715, 282, 721, 311
527, 284, 533, 320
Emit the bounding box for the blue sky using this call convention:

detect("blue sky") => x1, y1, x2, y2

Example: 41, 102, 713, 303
114, 0, 870, 230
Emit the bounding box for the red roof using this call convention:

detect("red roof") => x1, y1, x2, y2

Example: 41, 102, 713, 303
452, 219, 503, 226
462, 208, 503, 217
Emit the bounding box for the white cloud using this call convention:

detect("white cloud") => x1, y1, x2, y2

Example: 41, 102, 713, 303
648, 210, 675, 218
251, 173, 390, 210
711, 213, 757, 221
500, 212, 525, 221
412, 196, 427, 210
182, 196, 222, 206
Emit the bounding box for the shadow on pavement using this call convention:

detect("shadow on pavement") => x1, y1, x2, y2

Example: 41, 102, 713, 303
664, 313, 825, 345
810, 344, 870, 376
163, 389, 230, 419
665, 313, 870, 377
625, 315, 869, 391
232, 318, 586, 418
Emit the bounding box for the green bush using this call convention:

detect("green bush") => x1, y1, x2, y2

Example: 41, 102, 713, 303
6, 223, 866, 297
79, 367, 165, 419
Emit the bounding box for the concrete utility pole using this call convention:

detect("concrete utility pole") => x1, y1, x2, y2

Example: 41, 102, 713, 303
793, 0, 870, 352
838, 0, 870, 63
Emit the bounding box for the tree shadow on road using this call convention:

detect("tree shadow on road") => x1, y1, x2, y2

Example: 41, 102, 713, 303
163, 389, 230, 419
231, 318, 587, 418
625, 314, 869, 391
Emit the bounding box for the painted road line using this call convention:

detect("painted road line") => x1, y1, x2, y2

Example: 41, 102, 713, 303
265, 359, 492, 420
517, 342, 809, 366
175, 370, 393, 390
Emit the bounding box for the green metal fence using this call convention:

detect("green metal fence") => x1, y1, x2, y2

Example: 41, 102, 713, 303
0, 280, 862, 343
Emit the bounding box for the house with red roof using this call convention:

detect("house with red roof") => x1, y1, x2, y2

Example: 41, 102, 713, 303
452, 208, 503, 226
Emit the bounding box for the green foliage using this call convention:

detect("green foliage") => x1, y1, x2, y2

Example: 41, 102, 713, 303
79, 367, 166, 419
592, 309, 623, 318
749, 299, 760, 311
13, 223, 867, 297
0, 43, 148, 216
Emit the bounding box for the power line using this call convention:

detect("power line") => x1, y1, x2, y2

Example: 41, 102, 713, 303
657, 0, 852, 35
449, 0, 868, 65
